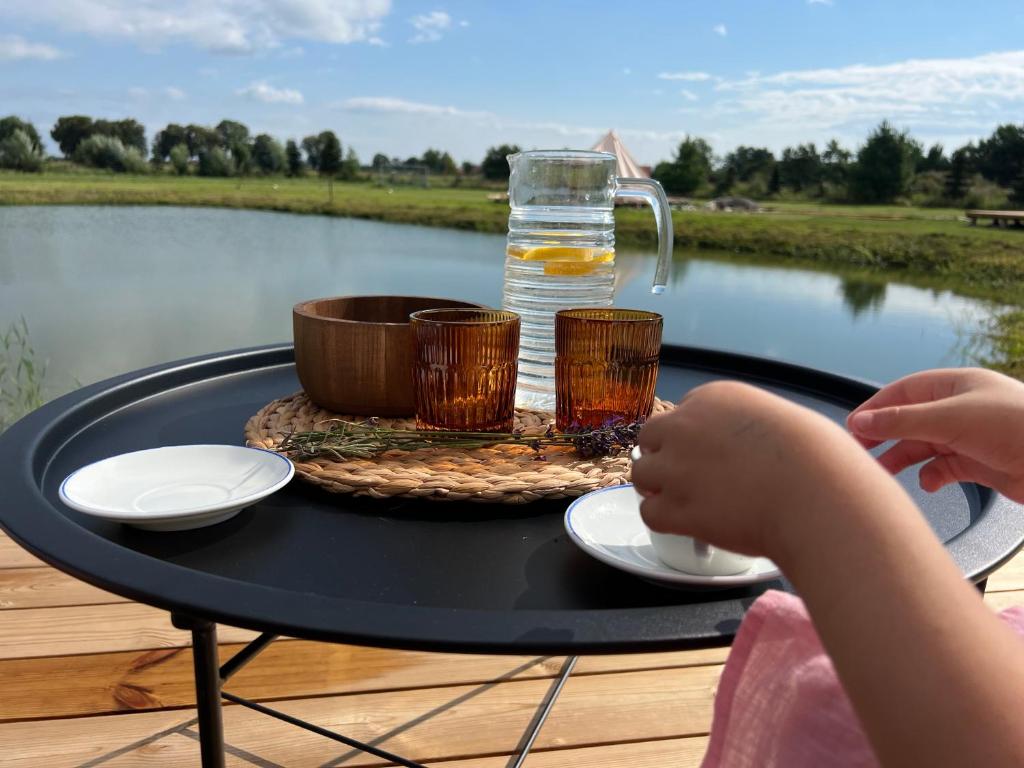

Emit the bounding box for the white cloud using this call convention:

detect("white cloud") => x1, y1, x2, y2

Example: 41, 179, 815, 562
409, 10, 452, 43
658, 71, 713, 82
681, 49, 1024, 151
341, 96, 481, 116
680, 89, 699, 102
164, 86, 186, 100
128, 86, 148, 98
713, 24, 727, 37
238, 80, 304, 104
0, 34, 63, 60
0, 0, 392, 53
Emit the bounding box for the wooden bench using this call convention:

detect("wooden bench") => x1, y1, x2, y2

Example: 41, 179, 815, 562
966, 209, 1024, 227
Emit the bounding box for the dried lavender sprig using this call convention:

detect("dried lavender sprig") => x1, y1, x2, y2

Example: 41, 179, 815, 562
274, 417, 641, 461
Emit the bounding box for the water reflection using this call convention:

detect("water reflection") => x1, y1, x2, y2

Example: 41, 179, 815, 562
839, 277, 888, 318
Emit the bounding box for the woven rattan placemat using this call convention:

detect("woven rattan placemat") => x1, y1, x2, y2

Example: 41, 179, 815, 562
245, 392, 673, 504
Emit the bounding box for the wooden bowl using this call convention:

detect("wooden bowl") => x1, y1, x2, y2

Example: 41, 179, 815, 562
293, 296, 488, 416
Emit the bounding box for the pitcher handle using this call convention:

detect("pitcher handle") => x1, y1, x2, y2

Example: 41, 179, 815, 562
614, 177, 673, 295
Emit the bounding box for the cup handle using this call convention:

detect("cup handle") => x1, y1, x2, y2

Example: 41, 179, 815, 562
614, 177, 674, 294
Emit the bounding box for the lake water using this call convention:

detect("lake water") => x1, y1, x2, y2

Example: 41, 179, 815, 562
0, 206, 1000, 404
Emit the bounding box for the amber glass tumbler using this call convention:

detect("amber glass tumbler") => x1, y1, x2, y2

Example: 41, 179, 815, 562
410, 309, 521, 432
555, 309, 663, 431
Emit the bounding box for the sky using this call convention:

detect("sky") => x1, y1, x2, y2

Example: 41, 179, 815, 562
1, 0, 1023, 165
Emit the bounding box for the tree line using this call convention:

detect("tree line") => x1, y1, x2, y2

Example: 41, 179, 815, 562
2, 113, 1023, 207
652, 120, 1024, 207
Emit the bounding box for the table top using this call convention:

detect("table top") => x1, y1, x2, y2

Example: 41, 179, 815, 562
2, 344, 1022, 655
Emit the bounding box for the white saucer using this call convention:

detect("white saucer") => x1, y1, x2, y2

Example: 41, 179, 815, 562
564, 485, 782, 589
59, 445, 294, 531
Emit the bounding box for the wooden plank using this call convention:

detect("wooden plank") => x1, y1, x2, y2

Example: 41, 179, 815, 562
97, 733, 711, 767
0, 566, 129, 610
985, 551, 1024, 592
0, 603, 258, 660
984, 589, 1024, 613
0, 637, 727, 721
0, 666, 720, 767
436, 736, 710, 767
0, 709, 193, 768
0, 533, 44, 569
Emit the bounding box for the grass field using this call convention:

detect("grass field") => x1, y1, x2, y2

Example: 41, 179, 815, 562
3, 171, 1024, 374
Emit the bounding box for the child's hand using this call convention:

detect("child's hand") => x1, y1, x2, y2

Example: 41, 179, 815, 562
847, 368, 1024, 502
632, 380, 884, 559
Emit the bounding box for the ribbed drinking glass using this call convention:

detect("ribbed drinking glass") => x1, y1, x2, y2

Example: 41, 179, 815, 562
555, 309, 663, 431
411, 309, 520, 432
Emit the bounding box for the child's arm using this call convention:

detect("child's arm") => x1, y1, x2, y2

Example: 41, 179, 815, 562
633, 380, 1024, 766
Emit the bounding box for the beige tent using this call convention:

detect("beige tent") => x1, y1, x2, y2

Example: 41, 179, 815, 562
591, 130, 648, 178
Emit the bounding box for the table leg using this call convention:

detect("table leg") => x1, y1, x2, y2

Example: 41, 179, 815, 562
172, 613, 225, 768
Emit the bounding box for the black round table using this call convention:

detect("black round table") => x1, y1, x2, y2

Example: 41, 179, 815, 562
2, 344, 1022, 768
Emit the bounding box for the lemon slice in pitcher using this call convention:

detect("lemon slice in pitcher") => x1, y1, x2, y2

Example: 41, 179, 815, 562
512, 246, 614, 276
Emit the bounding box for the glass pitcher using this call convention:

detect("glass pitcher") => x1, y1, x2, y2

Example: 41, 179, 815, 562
502, 150, 673, 410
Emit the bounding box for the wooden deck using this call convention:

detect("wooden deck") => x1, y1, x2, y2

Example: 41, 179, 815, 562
2, 530, 1023, 767
965, 209, 1024, 227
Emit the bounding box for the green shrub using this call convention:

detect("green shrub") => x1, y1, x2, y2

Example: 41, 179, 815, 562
0, 129, 44, 172
197, 146, 233, 177
964, 175, 1010, 210
169, 143, 190, 176
73, 134, 148, 173
909, 171, 949, 207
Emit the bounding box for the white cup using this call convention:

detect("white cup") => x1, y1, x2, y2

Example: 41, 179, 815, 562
630, 446, 754, 576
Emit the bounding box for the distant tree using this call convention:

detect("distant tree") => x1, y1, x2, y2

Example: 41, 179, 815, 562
169, 143, 190, 175
722, 146, 774, 182
338, 147, 360, 181
91, 119, 146, 154
714, 164, 737, 195
439, 151, 457, 175
286, 139, 303, 177
918, 143, 950, 173
0, 117, 43, 154
461, 160, 475, 175
1012, 170, 1024, 207
821, 139, 852, 187
944, 146, 973, 201
975, 124, 1024, 187
0, 129, 44, 172
252, 133, 286, 174
51, 116, 94, 157
152, 123, 188, 162
318, 130, 342, 201
230, 141, 253, 176
185, 124, 219, 157
481, 144, 521, 181
850, 121, 918, 203
767, 164, 781, 195
197, 146, 233, 177
215, 120, 250, 150
421, 148, 443, 173
301, 134, 324, 170
371, 152, 389, 171
778, 143, 822, 193
652, 136, 713, 195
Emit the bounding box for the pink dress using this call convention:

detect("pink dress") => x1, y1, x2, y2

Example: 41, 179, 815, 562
701, 589, 1024, 767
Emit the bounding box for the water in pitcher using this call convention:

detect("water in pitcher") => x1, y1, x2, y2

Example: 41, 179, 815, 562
501, 150, 673, 410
